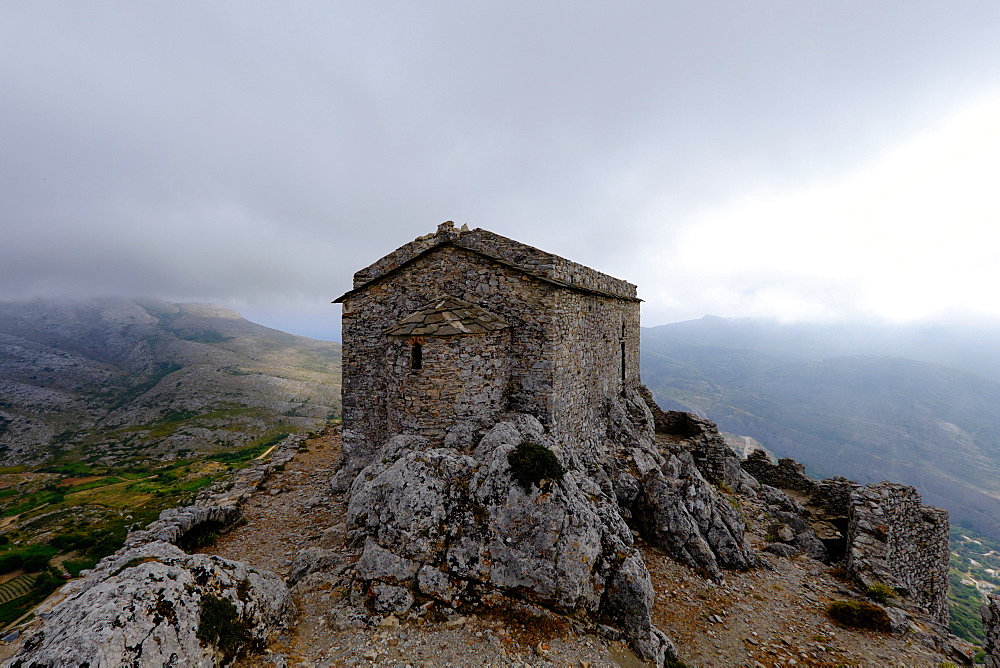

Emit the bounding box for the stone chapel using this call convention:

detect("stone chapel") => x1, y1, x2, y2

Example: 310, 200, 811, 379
334, 222, 642, 478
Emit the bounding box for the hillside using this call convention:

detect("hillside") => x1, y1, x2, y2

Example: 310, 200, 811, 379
0, 297, 342, 467
641, 316, 1000, 541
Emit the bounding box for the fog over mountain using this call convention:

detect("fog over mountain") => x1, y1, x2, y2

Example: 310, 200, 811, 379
641, 316, 1000, 541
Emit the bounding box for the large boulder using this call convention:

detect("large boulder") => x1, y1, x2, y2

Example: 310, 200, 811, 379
8, 540, 292, 667
346, 415, 677, 664
342, 390, 763, 665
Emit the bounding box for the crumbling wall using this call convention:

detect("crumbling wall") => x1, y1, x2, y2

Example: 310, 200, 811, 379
741, 450, 817, 495
846, 482, 950, 625
734, 449, 950, 625
811, 477, 857, 517
637, 387, 743, 489
984, 594, 1000, 668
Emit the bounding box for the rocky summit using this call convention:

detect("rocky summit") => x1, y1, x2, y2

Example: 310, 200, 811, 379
0, 226, 993, 665
4, 404, 988, 666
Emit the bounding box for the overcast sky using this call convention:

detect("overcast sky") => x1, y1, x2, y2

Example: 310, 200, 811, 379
2, 2, 998, 340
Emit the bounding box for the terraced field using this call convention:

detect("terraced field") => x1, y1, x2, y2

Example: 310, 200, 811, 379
0, 575, 35, 605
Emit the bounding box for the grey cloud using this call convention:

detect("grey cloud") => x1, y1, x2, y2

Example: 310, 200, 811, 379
1, 1, 998, 339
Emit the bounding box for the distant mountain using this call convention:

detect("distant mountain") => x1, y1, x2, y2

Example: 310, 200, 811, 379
0, 297, 341, 466
641, 316, 1000, 541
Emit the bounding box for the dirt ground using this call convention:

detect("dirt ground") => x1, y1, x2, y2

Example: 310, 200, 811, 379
205, 429, 956, 667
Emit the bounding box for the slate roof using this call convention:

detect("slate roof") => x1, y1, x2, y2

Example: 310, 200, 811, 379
384, 296, 510, 337
334, 223, 640, 304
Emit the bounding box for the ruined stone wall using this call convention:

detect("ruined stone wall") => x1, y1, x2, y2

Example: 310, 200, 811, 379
340, 245, 557, 479
548, 288, 640, 461
741, 451, 817, 494
811, 477, 857, 517
385, 329, 512, 444
637, 388, 743, 488
984, 594, 1000, 668
846, 482, 950, 625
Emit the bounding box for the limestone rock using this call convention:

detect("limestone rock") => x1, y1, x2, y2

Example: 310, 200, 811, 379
288, 547, 344, 587
345, 414, 676, 664
634, 453, 759, 581
8, 541, 292, 667
764, 543, 798, 558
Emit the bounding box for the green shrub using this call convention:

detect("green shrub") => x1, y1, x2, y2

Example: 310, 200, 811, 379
826, 600, 891, 632
196, 594, 253, 661
866, 581, 896, 604
507, 441, 566, 493
177, 520, 228, 552
0, 544, 58, 574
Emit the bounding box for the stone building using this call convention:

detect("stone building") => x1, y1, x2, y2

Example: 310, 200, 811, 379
333, 221, 641, 483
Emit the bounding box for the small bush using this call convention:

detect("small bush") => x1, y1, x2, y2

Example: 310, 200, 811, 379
507, 441, 565, 492
866, 581, 896, 604
0, 545, 58, 575
196, 594, 253, 661
826, 600, 891, 632
177, 520, 228, 552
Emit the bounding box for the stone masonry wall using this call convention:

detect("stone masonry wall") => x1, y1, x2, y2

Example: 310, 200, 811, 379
637, 387, 744, 489
846, 482, 950, 625
741, 450, 817, 495
385, 329, 512, 444
736, 450, 950, 625
811, 477, 858, 518
338, 244, 556, 484
984, 594, 1000, 668
549, 288, 640, 465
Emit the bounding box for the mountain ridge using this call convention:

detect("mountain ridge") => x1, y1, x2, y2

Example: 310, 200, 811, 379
641, 315, 1000, 541
0, 296, 342, 467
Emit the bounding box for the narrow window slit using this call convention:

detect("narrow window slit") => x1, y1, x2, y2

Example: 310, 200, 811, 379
620, 321, 627, 384
410, 341, 423, 370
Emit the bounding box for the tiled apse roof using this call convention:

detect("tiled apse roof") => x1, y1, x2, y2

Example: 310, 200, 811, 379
384, 296, 509, 337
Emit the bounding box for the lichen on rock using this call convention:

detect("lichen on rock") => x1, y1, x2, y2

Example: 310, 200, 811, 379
340, 388, 766, 665
8, 540, 292, 667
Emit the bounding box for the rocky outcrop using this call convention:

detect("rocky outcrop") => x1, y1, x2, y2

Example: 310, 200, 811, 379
633, 451, 759, 578
342, 390, 761, 665
9, 541, 292, 667
345, 415, 675, 664
984, 594, 1000, 668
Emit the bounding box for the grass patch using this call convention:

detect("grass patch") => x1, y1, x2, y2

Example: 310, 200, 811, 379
826, 600, 891, 632
865, 581, 897, 604
63, 556, 100, 577
0, 545, 58, 575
